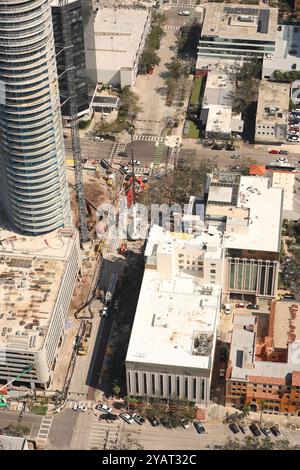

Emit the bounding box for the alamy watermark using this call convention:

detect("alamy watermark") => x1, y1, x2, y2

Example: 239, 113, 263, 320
95, 197, 205, 241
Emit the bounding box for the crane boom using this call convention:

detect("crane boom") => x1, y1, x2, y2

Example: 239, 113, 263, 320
0, 365, 34, 392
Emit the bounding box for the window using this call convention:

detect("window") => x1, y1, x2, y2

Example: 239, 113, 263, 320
168, 376, 172, 395
128, 372, 131, 394
210, 269, 216, 274
143, 373, 147, 395
201, 379, 205, 400
185, 378, 188, 399
160, 375, 163, 396
193, 378, 196, 400
151, 374, 155, 394
135, 373, 139, 395
176, 377, 180, 397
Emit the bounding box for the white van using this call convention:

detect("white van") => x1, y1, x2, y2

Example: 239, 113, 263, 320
179, 10, 190, 16
224, 303, 231, 314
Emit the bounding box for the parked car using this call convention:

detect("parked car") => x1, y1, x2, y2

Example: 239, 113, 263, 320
284, 293, 295, 299
99, 413, 118, 421
148, 415, 159, 427
100, 159, 110, 170
249, 423, 261, 437
247, 303, 259, 310
93, 136, 104, 142
117, 151, 128, 157
114, 300, 120, 312
235, 302, 246, 308
181, 419, 190, 429
225, 144, 235, 151
212, 144, 223, 150
260, 426, 271, 437
279, 150, 289, 155
238, 424, 246, 434
270, 426, 281, 437
128, 160, 140, 165
96, 403, 113, 413
120, 165, 131, 174
119, 412, 134, 424
194, 421, 206, 434
73, 404, 87, 412
229, 423, 240, 434
231, 165, 241, 171
231, 154, 241, 159
269, 149, 280, 154
132, 413, 145, 425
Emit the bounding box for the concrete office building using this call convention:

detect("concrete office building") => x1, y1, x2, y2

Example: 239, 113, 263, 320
205, 173, 283, 302
126, 225, 222, 405
93, 8, 151, 88
0, 0, 71, 235
51, 0, 90, 117
198, 4, 277, 61
255, 81, 289, 144
0, 227, 80, 388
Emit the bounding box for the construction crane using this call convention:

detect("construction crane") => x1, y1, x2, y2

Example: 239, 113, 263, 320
58, 0, 89, 245
0, 365, 34, 407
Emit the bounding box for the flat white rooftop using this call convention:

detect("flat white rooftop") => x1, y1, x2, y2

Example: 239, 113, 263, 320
93, 8, 149, 71
145, 224, 224, 261
263, 25, 300, 73
205, 104, 232, 135
224, 176, 283, 253
126, 268, 220, 371
201, 3, 277, 42
0, 227, 78, 352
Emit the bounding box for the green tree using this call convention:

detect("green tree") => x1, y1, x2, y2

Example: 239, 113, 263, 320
112, 381, 121, 398
208, 436, 300, 450
139, 48, 160, 73
241, 404, 250, 419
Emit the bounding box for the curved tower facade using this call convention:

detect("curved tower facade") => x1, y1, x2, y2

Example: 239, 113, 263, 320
0, 0, 71, 235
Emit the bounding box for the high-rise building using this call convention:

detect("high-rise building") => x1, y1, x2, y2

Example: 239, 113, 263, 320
51, 0, 90, 117
0, 0, 71, 236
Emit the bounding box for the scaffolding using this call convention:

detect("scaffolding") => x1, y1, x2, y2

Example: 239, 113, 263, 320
58, 0, 89, 245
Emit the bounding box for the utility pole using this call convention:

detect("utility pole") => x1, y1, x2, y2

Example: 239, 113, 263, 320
58, 0, 89, 245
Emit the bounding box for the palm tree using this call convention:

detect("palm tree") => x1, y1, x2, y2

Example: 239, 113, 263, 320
241, 404, 250, 419
259, 400, 266, 425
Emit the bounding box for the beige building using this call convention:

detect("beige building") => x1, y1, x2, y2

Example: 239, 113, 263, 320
255, 81, 290, 144
126, 225, 222, 404
0, 227, 80, 388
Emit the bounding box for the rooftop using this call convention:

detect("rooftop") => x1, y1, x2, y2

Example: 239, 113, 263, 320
272, 301, 300, 349
263, 25, 300, 73
256, 80, 289, 126
205, 104, 232, 135
93, 8, 150, 71
0, 435, 28, 451
201, 3, 277, 42
224, 175, 283, 253
0, 227, 78, 352
126, 268, 220, 370
202, 72, 235, 108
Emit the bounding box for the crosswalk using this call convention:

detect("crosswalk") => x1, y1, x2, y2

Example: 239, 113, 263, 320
36, 415, 53, 449
134, 135, 165, 143
88, 416, 120, 450
67, 400, 96, 410
165, 25, 181, 31
135, 167, 153, 176
154, 141, 168, 165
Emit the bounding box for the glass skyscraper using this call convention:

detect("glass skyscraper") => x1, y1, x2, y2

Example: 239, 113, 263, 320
0, 0, 71, 235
